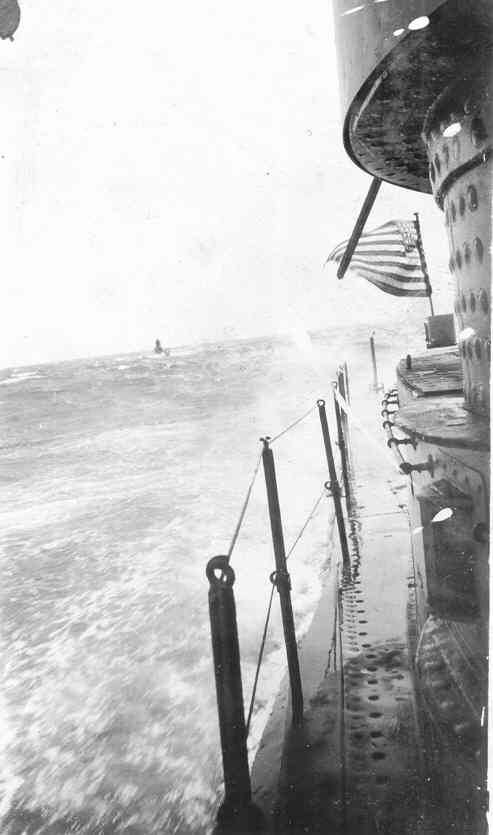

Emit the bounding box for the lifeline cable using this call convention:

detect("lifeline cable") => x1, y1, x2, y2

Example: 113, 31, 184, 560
269, 403, 318, 445
286, 489, 326, 560
226, 451, 263, 563
245, 485, 328, 736
333, 385, 397, 460
226, 391, 330, 561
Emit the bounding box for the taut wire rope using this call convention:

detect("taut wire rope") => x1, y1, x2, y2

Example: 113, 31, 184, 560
226, 451, 263, 563
245, 485, 328, 736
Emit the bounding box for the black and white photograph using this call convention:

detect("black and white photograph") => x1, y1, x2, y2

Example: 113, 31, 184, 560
0, 0, 490, 832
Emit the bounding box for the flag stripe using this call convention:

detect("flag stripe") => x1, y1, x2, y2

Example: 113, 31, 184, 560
329, 240, 405, 258
343, 251, 420, 264
357, 272, 428, 296
351, 265, 426, 288
330, 243, 407, 258
326, 218, 430, 298
365, 278, 428, 297
348, 258, 424, 276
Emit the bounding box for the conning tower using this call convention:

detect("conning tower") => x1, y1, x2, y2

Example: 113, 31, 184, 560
333, 1, 491, 831
333, 0, 492, 408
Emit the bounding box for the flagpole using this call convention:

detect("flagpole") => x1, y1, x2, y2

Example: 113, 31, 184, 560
336, 177, 382, 280
413, 211, 435, 316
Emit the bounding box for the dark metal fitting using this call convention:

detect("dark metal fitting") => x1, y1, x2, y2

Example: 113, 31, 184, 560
260, 436, 271, 448
270, 569, 291, 591
206, 555, 235, 588
317, 398, 325, 407
382, 420, 394, 429
399, 455, 434, 477
406, 354, 412, 370
473, 522, 489, 544
387, 437, 416, 449
381, 408, 398, 417
325, 478, 342, 497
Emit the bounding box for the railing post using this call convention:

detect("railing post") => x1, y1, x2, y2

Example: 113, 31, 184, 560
370, 332, 380, 391
207, 555, 262, 830
333, 386, 352, 512
317, 400, 350, 566
261, 438, 304, 726
337, 366, 349, 443
343, 361, 351, 405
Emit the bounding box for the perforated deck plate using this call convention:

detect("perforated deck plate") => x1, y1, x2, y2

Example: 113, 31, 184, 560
340, 501, 426, 835
252, 390, 452, 834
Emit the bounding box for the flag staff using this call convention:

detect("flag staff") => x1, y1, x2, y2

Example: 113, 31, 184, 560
336, 177, 382, 280
414, 212, 435, 316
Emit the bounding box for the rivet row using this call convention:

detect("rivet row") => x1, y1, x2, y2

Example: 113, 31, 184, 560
459, 336, 491, 363
428, 116, 488, 184
449, 237, 484, 272
445, 185, 479, 225
464, 380, 489, 410
454, 288, 489, 317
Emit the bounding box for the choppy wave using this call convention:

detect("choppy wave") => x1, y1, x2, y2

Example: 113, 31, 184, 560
0, 372, 44, 386
0, 326, 420, 833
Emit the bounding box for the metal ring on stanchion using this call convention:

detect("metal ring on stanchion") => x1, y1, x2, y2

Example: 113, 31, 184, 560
324, 478, 345, 498
269, 568, 291, 591
206, 555, 235, 587
317, 398, 325, 407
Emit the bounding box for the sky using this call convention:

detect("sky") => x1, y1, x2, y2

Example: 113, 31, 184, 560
1, 0, 451, 368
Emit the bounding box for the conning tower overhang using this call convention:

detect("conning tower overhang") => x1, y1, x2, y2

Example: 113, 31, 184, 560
333, 0, 493, 193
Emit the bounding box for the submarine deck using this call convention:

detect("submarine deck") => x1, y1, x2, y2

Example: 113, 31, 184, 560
249, 354, 487, 835
251, 382, 430, 834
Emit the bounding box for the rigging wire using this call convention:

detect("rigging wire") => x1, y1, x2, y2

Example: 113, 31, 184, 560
224, 381, 344, 563
226, 451, 262, 563
245, 486, 328, 736
269, 403, 318, 445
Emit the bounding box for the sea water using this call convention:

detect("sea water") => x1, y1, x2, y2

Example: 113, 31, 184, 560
0, 328, 412, 834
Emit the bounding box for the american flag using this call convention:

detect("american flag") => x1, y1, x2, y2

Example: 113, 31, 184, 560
326, 219, 431, 297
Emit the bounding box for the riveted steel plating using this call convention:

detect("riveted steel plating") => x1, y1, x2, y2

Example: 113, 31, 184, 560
424, 82, 492, 415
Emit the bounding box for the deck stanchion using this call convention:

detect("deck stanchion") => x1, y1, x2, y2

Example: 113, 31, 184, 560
261, 438, 304, 725
343, 361, 351, 406
369, 333, 381, 392
337, 367, 349, 443
317, 401, 350, 566
206, 555, 262, 830
333, 387, 352, 512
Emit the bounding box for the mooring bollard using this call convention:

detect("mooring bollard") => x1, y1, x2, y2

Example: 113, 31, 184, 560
261, 438, 304, 726
207, 555, 262, 831
317, 401, 350, 566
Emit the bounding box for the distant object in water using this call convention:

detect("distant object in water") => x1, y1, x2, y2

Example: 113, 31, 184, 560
154, 339, 170, 356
